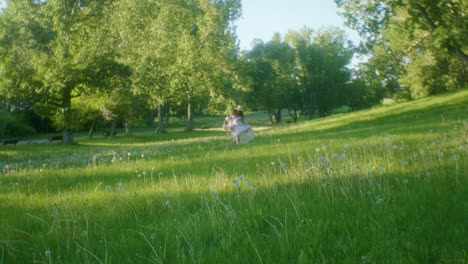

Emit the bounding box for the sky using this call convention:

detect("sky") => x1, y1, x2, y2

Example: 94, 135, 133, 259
236, 0, 361, 50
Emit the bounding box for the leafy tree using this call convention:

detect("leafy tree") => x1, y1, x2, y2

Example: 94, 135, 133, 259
113, 0, 179, 134
286, 27, 354, 117
285, 28, 316, 118
335, 0, 467, 98
0, 109, 36, 138
0, 0, 131, 144
241, 34, 297, 123
312, 28, 354, 116
113, 0, 240, 132
171, 0, 241, 131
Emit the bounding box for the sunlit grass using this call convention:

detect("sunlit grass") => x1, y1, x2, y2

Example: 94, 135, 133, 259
0, 90, 467, 263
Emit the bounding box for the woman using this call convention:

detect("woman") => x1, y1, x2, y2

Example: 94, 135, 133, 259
223, 105, 254, 144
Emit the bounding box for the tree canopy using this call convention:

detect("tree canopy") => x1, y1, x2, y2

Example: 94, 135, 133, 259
1, 0, 464, 143
335, 0, 467, 98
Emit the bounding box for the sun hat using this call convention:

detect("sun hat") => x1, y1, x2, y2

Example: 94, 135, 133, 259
234, 105, 244, 112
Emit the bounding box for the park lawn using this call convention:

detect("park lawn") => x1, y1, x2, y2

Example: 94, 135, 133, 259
0, 89, 467, 263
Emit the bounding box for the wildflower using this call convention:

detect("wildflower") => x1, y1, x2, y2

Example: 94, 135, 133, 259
81, 230, 88, 237
279, 162, 286, 169
45, 249, 51, 257
337, 153, 346, 161
315, 147, 320, 153
141, 154, 145, 159
402, 179, 408, 185
375, 195, 384, 204
452, 154, 459, 161
105, 185, 112, 191
150, 233, 156, 240
164, 200, 171, 208
319, 156, 328, 165
361, 256, 369, 264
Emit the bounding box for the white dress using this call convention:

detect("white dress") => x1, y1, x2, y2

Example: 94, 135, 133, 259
224, 115, 254, 144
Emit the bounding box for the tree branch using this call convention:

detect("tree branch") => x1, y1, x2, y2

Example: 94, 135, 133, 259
410, 0, 436, 31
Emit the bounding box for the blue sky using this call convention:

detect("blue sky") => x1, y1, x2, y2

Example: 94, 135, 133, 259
236, 0, 360, 50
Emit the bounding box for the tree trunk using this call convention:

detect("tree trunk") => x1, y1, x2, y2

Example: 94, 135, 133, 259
164, 106, 170, 128
458, 67, 466, 88
287, 108, 298, 123
307, 88, 315, 119
61, 86, 74, 144
62, 129, 73, 145
109, 121, 116, 139
157, 104, 164, 134
88, 119, 96, 139
268, 113, 274, 124
124, 120, 129, 135
273, 110, 282, 123
146, 109, 157, 127
186, 96, 193, 131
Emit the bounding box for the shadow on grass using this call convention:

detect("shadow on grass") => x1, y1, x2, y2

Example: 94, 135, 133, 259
1, 162, 465, 263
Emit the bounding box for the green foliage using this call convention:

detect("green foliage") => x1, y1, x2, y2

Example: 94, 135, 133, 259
335, 0, 467, 98
240, 27, 355, 122
240, 35, 297, 123
0, 89, 466, 263
0, 0, 131, 144
0, 110, 36, 137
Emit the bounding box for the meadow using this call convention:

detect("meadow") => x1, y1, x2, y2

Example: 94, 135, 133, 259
1, 90, 467, 263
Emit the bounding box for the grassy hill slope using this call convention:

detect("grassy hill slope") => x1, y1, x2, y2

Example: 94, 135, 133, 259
1, 89, 467, 263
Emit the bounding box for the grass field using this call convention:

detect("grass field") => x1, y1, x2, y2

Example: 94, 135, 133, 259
1, 90, 467, 263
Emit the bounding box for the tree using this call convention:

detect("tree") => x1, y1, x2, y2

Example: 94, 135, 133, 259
312, 28, 354, 116
335, 0, 467, 98
171, 0, 241, 131
113, 0, 180, 134
285, 28, 316, 118
113, 0, 241, 132
0, 0, 130, 144
241, 34, 297, 123
286, 27, 354, 117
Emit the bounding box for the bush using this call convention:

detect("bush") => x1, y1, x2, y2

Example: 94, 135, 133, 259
0, 110, 37, 137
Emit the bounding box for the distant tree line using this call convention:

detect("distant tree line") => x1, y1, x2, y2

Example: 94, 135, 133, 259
0, 0, 465, 143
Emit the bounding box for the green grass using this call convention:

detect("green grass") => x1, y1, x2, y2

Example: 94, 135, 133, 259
1, 90, 467, 263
